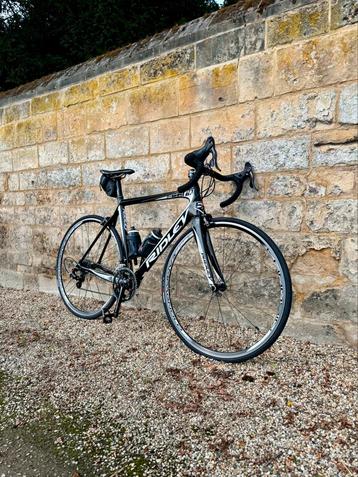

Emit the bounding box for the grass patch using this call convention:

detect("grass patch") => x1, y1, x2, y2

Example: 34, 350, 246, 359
0, 370, 159, 476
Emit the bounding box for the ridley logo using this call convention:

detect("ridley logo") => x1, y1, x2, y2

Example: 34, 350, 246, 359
144, 209, 189, 269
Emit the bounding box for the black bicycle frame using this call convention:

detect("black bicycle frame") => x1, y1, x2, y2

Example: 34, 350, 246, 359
78, 179, 224, 290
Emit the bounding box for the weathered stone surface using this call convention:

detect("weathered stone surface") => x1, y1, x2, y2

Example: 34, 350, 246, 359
0, 191, 25, 206
98, 66, 139, 95
272, 232, 341, 266
234, 136, 309, 172
196, 22, 264, 69
237, 200, 304, 231
191, 103, 254, 146
331, 0, 358, 29
266, 1, 329, 47
0, 205, 15, 225
59, 105, 86, 138
150, 117, 190, 154
8, 173, 19, 191
0, 174, 5, 191
276, 28, 357, 94
87, 134, 105, 162
238, 51, 274, 102
47, 167, 82, 189
40, 112, 57, 142
291, 248, 341, 294
128, 79, 178, 124
306, 169, 355, 197
0, 269, 24, 289
0, 124, 14, 151
87, 94, 128, 133
106, 125, 149, 158
313, 143, 357, 166
0, 150, 13, 173
338, 83, 358, 124
257, 89, 336, 138
302, 285, 357, 322
121, 154, 170, 183
179, 62, 237, 114
38, 275, 58, 294
39, 141, 68, 167
63, 79, 98, 107
306, 199, 357, 233
16, 118, 42, 147
267, 174, 306, 196
31, 92, 62, 114
12, 146, 38, 171
340, 237, 357, 281
3, 101, 30, 124
141, 47, 194, 83
68, 137, 86, 163
19, 166, 81, 190
69, 135, 105, 163
313, 127, 357, 147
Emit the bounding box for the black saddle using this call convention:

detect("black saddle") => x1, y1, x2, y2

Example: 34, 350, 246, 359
100, 168, 135, 179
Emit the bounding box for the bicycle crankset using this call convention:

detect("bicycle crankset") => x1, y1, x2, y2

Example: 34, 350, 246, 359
113, 266, 137, 302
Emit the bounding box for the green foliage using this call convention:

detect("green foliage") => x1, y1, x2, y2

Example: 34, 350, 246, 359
0, 0, 219, 91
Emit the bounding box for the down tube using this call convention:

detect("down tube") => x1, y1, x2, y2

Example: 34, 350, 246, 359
135, 204, 192, 281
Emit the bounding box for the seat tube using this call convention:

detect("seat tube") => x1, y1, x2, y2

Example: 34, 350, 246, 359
116, 181, 128, 260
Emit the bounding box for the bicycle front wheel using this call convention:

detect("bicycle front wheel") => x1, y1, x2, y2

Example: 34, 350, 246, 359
162, 217, 292, 363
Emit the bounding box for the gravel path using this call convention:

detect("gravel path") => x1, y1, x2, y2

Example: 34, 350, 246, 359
0, 288, 357, 477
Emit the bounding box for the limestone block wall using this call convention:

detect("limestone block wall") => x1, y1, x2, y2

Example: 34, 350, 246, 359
0, 0, 357, 343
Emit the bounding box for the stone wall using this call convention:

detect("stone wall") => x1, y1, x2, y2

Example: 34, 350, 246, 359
0, 0, 357, 344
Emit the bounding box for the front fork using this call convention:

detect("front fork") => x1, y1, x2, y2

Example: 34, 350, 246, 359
191, 214, 226, 292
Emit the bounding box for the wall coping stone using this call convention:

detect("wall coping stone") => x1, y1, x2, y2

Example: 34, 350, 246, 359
0, 0, 318, 107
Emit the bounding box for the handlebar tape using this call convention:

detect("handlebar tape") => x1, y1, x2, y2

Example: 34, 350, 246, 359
209, 169, 245, 208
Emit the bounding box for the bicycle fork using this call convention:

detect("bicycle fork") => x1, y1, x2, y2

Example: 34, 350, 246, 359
192, 215, 226, 292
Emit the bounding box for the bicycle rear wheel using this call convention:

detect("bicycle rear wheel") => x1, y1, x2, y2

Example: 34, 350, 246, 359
56, 215, 123, 319
162, 217, 292, 363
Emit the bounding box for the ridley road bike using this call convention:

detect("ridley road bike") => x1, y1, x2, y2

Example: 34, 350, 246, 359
56, 137, 292, 363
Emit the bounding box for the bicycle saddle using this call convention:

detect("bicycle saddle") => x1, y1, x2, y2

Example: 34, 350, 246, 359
100, 168, 135, 178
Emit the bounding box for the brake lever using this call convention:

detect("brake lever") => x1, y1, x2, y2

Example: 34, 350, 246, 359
244, 162, 259, 191
249, 171, 259, 191
208, 148, 221, 171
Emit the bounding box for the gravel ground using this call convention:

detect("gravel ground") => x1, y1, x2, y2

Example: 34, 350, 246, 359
0, 287, 357, 477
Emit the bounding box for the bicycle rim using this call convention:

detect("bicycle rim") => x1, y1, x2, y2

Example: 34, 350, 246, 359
56, 215, 122, 319
162, 218, 292, 362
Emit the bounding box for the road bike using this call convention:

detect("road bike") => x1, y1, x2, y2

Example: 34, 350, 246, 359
56, 137, 292, 363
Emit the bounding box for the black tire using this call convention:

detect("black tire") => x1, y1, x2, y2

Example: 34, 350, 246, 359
162, 217, 292, 363
56, 215, 124, 319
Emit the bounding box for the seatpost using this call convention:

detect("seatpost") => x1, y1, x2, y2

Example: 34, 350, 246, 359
116, 180, 124, 203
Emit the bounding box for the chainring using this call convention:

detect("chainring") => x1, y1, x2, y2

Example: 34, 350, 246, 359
113, 266, 137, 302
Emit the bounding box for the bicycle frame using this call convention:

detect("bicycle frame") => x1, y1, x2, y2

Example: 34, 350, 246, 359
77, 179, 225, 291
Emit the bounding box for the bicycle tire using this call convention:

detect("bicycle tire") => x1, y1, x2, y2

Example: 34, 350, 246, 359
162, 217, 292, 363
56, 214, 124, 319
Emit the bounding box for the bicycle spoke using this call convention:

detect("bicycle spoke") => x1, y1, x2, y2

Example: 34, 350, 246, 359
216, 294, 231, 349
58, 217, 120, 317
221, 293, 260, 332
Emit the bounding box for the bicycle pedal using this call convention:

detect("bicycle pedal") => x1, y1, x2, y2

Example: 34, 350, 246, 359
102, 314, 113, 324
